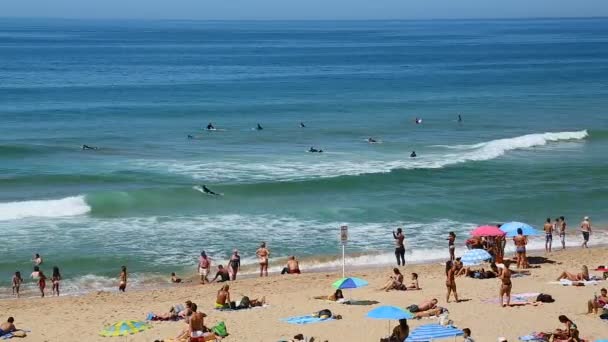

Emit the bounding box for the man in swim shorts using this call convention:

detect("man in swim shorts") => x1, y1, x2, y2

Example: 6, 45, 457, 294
580, 216, 591, 248
215, 284, 231, 309
559, 216, 566, 250
543, 218, 553, 252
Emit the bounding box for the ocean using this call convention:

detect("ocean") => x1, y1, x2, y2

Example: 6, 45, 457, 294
1, 17, 607, 297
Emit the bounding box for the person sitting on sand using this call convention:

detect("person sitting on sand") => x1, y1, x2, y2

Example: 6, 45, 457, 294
211, 265, 230, 283
281, 256, 301, 275
0, 317, 17, 337
215, 284, 231, 309
587, 287, 608, 314
381, 268, 406, 291
557, 265, 590, 282
314, 289, 344, 302
406, 298, 438, 313
391, 319, 409, 341
406, 273, 420, 290
552, 315, 580, 342
171, 272, 182, 283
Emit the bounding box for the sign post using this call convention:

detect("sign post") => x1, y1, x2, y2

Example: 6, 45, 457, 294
340, 225, 348, 278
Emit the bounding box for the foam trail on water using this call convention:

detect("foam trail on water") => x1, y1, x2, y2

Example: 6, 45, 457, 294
0, 195, 91, 221
137, 130, 589, 183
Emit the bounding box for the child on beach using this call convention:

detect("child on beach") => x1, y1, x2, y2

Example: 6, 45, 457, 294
37, 270, 47, 297
445, 260, 459, 303
118, 266, 127, 292
499, 260, 512, 307
51, 266, 61, 296
447, 232, 456, 261
12, 271, 23, 298
170, 272, 182, 283
463, 328, 474, 342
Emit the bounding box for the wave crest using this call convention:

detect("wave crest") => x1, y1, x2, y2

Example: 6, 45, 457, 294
0, 195, 91, 221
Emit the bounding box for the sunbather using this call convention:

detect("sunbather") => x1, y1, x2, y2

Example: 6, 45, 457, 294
552, 315, 580, 342
557, 265, 589, 282
215, 284, 231, 309
414, 307, 448, 319
380, 268, 406, 291
406, 298, 438, 313
406, 273, 420, 290
587, 288, 608, 314
314, 289, 344, 301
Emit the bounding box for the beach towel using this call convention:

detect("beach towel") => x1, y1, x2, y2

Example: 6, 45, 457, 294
281, 315, 334, 325
550, 280, 601, 286
484, 293, 540, 305
1, 330, 29, 340
519, 332, 549, 341
215, 304, 269, 312
342, 300, 379, 306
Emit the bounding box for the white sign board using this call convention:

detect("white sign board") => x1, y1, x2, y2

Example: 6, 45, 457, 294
340, 225, 348, 244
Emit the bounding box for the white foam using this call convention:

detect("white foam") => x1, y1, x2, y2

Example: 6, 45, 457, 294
136, 130, 588, 183
0, 195, 91, 221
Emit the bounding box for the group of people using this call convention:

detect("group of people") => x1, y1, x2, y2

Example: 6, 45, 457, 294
11, 254, 62, 298
543, 216, 592, 252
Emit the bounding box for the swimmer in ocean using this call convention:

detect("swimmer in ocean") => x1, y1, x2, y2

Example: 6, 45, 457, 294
415, 118, 422, 124
82, 145, 97, 150
368, 138, 377, 143
410, 151, 417, 158
458, 114, 462, 123
300, 122, 306, 128
206, 123, 215, 130
256, 123, 263, 130
187, 135, 194, 139
201, 185, 219, 196
309, 147, 323, 153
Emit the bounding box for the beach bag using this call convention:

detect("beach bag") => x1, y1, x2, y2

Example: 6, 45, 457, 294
406, 304, 419, 313
536, 293, 555, 303
212, 321, 228, 337
238, 296, 251, 309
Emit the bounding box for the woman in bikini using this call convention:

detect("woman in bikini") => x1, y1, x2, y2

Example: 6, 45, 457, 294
445, 260, 459, 303
556, 265, 589, 281
255, 242, 270, 277
38, 270, 47, 298
380, 268, 405, 291
447, 232, 456, 261
51, 266, 61, 296
499, 260, 512, 307
12, 271, 23, 298
119, 266, 127, 292
553, 315, 580, 342
229, 249, 241, 281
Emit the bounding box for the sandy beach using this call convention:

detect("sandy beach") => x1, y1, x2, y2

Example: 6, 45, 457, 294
1, 246, 607, 342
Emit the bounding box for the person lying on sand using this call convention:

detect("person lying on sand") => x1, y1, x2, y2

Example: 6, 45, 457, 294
236, 296, 266, 309
587, 288, 608, 314
380, 268, 406, 291
151, 301, 193, 321
215, 284, 231, 309
414, 307, 448, 319
314, 289, 344, 301
557, 265, 589, 282
406, 299, 438, 313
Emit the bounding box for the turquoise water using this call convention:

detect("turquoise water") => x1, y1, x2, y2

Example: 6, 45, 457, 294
1, 18, 608, 296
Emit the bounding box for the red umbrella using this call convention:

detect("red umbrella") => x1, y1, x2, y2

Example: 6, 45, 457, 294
470, 225, 506, 237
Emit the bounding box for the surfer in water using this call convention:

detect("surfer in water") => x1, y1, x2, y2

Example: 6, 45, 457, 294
308, 147, 323, 153
187, 135, 194, 139
200, 185, 219, 196
81, 144, 97, 150
458, 114, 463, 123
206, 123, 215, 130
300, 122, 306, 128
367, 137, 378, 143
410, 151, 417, 158
256, 123, 263, 130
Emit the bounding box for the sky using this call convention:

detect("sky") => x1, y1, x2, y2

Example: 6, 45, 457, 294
2, 0, 608, 20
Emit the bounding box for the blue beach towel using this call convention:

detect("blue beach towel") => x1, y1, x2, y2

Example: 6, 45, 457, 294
281, 315, 334, 325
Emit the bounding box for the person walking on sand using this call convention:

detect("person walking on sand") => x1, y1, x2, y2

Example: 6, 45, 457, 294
499, 260, 512, 307
256, 242, 270, 277
544, 218, 554, 253
393, 228, 406, 266
559, 216, 567, 250
445, 260, 459, 303
198, 251, 211, 284
229, 249, 241, 281
118, 266, 127, 292
447, 232, 456, 261
580, 216, 591, 248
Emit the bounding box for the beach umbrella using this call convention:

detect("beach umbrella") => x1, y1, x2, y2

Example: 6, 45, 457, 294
460, 249, 492, 266
99, 320, 151, 337
366, 306, 414, 336
406, 323, 464, 341
470, 225, 505, 237
332, 277, 368, 289
500, 222, 540, 237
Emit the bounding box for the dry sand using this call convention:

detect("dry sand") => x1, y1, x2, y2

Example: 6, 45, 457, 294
1, 246, 607, 342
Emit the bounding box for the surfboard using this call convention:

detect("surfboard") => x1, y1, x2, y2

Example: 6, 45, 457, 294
193, 185, 223, 196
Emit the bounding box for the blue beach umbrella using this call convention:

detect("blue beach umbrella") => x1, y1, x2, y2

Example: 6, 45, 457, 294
406, 323, 464, 341
367, 306, 414, 336
332, 277, 368, 289
500, 222, 540, 237
460, 249, 492, 266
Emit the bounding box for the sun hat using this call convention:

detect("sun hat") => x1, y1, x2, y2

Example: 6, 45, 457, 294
584, 216, 589, 220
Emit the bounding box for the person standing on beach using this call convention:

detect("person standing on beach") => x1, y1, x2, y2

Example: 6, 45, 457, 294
12, 271, 23, 298
580, 216, 592, 248
559, 216, 567, 250
51, 266, 61, 296
118, 266, 127, 292
513, 228, 528, 269
445, 260, 459, 303
198, 251, 211, 284
256, 242, 270, 277
37, 270, 47, 297
447, 232, 456, 261
393, 228, 406, 266
499, 260, 512, 307
544, 218, 553, 253
229, 250, 241, 281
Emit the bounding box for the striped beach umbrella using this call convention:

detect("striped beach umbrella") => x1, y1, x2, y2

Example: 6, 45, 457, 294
406, 323, 464, 341
332, 277, 368, 289
99, 320, 151, 337
461, 249, 492, 266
